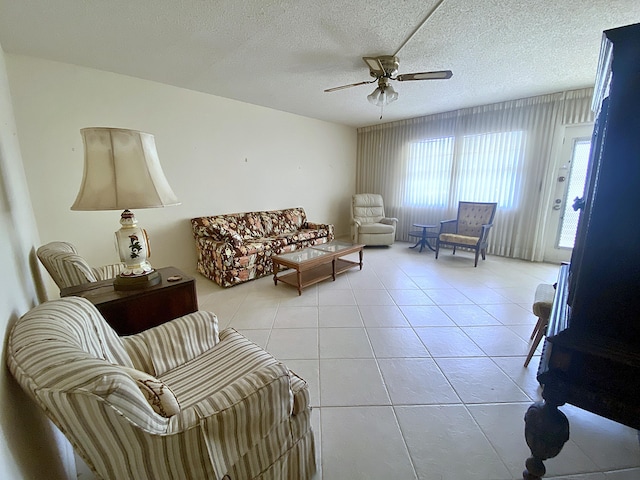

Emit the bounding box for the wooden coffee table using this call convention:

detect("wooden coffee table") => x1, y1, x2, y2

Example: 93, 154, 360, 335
272, 241, 364, 295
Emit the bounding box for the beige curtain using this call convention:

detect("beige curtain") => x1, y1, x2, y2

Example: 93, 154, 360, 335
357, 87, 594, 261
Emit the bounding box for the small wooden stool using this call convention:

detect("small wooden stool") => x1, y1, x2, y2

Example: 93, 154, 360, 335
524, 283, 556, 367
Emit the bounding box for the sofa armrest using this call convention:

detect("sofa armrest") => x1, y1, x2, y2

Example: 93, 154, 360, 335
123, 311, 220, 376
169, 362, 293, 478
191, 217, 244, 247
304, 221, 335, 239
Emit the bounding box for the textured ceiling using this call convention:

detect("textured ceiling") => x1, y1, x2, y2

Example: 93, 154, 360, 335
1, 0, 639, 128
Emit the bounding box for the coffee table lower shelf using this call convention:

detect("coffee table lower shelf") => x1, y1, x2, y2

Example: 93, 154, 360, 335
273, 242, 364, 295
275, 258, 359, 293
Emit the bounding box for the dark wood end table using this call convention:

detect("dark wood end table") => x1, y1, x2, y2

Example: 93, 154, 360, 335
408, 224, 438, 252
60, 266, 198, 335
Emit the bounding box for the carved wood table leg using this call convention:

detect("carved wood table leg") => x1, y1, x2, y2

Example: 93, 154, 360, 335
523, 371, 570, 479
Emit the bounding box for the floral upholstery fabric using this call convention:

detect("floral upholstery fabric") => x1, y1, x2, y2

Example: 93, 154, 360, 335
192, 208, 334, 287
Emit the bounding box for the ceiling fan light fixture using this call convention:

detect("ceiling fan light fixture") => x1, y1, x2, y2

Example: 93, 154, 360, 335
367, 85, 398, 107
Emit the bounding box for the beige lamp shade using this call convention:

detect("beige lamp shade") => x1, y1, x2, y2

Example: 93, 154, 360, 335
71, 128, 180, 211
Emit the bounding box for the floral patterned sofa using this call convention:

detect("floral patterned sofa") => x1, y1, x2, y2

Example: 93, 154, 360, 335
191, 207, 334, 287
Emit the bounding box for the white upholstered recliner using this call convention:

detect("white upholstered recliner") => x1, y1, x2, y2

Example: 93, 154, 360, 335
37, 241, 126, 290
351, 193, 398, 246
6, 297, 316, 480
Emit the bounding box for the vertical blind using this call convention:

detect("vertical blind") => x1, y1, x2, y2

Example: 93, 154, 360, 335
357, 87, 594, 261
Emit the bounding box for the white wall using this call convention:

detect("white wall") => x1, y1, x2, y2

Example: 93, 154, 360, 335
0, 45, 75, 479
6, 55, 357, 298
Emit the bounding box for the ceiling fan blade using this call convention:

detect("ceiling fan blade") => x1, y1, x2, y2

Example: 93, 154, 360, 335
324, 79, 376, 93
396, 70, 453, 81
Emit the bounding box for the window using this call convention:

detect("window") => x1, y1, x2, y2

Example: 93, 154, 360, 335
404, 137, 454, 206
404, 130, 525, 209
557, 139, 591, 248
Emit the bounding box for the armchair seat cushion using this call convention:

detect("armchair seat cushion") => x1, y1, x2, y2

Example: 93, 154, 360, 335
358, 222, 396, 235
162, 328, 311, 416
438, 233, 480, 246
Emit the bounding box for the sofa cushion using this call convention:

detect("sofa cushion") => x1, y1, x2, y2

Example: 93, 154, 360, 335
261, 208, 307, 236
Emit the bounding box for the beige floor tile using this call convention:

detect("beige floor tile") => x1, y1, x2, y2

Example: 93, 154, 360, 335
359, 304, 410, 327
273, 305, 318, 328
229, 305, 277, 329
459, 286, 510, 304
463, 325, 532, 356
353, 288, 396, 306
366, 327, 430, 358
423, 288, 474, 305
378, 358, 460, 404
562, 404, 640, 471
395, 405, 512, 480
480, 302, 536, 325
435, 357, 530, 403
387, 289, 435, 306
318, 288, 356, 305
414, 326, 485, 357
604, 469, 640, 480
265, 328, 318, 360
345, 270, 385, 289
321, 406, 417, 480
491, 355, 543, 401
319, 327, 374, 358
400, 305, 456, 327
318, 305, 363, 327
440, 304, 502, 326
319, 358, 390, 406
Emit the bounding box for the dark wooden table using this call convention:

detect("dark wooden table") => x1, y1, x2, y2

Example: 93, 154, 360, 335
408, 224, 438, 252
61, 266, 198, 335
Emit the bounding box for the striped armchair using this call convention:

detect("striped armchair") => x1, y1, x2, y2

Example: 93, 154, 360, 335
37, 241, 126, 290
6, 297, 316, 480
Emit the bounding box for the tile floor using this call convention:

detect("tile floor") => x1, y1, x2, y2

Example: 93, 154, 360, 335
78, 242, 640, 480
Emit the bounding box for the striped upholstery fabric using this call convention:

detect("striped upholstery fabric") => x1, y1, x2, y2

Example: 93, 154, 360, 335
37, 241, 126, 290
7, 297, 316, 480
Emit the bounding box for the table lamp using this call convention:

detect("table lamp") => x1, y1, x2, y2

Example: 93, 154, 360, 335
71, 127, 180, 290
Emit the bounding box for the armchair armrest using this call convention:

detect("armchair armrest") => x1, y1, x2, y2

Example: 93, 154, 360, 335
439, 219, 458, 234
92, 263, 126, 281
168, 362, 293, 478
380, 217, 398, 227
123, 310, 220, 376
479, 223, 495, 242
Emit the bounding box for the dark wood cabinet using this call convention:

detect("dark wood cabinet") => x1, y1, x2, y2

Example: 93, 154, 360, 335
523, 23, 640, 480
61, 266, 198, 335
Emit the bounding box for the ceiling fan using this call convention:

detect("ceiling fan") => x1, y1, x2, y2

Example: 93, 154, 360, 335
324, 55, 452, 108
323, 0, 452, 117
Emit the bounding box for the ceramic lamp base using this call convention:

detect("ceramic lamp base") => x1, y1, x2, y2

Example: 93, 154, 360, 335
113, 270, 161, 291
